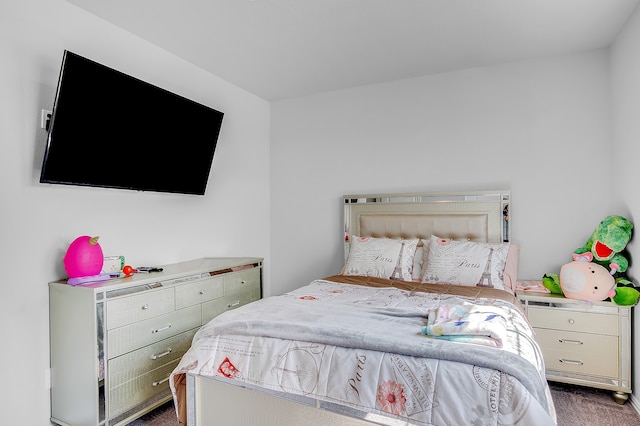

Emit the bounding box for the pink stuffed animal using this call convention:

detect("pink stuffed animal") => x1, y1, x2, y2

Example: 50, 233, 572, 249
559, 253, 616, 302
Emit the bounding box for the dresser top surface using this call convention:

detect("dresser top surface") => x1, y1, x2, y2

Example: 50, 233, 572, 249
49, 257, 263, 293
516, 290, 632, 312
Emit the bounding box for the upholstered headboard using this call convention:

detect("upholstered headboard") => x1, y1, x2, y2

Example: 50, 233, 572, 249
343, 190, 510, 257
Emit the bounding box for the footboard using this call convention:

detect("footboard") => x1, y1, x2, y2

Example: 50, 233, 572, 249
186, 374, 383, 426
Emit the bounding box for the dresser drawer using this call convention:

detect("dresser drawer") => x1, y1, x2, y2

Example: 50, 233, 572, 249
175, 276, 224, 309
224, 268, 260, 296
106, 288, 175, 329
107, 305, 201, 358
202, 286, 261, 324
108, 358, 179, 418
527, 306, 618, 335
535, 328, 618, 377
108, 328, 197, 388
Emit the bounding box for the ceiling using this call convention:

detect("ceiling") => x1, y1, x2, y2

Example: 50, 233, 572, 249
67, 0, 639, 101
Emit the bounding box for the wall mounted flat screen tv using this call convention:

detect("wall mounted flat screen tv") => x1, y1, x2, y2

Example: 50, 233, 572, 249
40, 50, 224, 195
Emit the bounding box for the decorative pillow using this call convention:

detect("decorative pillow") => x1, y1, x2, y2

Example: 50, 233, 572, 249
343, 237, 418, 281
421, 235, 511, 290
502, 244, 520, 294
412, 237, 451, 281
395, 238, 419, 281
412, 246, 424, 281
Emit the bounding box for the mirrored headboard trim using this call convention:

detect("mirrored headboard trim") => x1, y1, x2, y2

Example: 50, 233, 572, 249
343, 190, 510, 257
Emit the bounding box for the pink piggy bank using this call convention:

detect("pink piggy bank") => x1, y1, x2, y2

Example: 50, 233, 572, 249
559, 260, 616, 302
64, 235, 103, 278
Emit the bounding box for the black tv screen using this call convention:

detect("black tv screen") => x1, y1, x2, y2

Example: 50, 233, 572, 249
40, 51, 224, 195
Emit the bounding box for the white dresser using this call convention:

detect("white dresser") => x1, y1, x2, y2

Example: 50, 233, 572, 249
49, 257, 263, 426
517, 291, 632, 403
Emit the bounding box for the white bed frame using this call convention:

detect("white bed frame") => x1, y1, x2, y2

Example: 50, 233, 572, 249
185, 190, 511, 425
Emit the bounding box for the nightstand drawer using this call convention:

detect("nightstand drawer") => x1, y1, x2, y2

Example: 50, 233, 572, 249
535, 328, 618, 377
106, 288, 175, 329
108, 305, 201, 358
528, 307, 618, 335
175, 276, 224, 309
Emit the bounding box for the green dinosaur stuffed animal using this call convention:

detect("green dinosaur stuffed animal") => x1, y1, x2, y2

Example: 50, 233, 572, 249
542, 215, 639, 306
574, 215, 632, 274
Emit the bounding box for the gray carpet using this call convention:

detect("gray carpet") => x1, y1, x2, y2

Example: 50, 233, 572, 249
548, 382, 640, 426
127, 382, 640, 425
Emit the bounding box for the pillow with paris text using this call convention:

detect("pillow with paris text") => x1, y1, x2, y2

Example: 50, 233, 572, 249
421, 235, 510, 290
412, 246, 425, 281
412, 237, 453, 281
343, 236, 418, 281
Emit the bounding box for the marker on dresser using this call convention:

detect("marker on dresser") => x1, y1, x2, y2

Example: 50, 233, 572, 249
137, 266, 163, 273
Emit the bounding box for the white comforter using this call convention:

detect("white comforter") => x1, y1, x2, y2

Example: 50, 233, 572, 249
171, 279, 556, 425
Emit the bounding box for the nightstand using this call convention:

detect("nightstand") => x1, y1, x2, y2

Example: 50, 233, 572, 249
517, 291, 632, 404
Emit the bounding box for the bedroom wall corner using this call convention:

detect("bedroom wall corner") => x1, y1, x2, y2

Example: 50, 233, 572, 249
610, 0, 640, 411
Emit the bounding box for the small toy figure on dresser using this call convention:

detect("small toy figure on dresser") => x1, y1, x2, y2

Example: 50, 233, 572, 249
542, 216, 640, 306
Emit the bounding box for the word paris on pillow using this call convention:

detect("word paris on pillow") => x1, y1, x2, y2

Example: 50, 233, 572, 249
343, 236, 418, 281
421, 235, 510, 290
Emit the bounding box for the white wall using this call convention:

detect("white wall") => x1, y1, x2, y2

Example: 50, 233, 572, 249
0, 1, 270, 425
271, 50, 614, 295
611, 1, 640, 410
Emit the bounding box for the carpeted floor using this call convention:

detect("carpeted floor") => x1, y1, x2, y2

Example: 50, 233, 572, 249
548, 382, 640, 425
126, 400, 179, 426
127, 382, 640, 425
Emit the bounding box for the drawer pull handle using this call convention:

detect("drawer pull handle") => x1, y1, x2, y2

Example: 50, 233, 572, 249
558, 339, 583, 345
568, 319, 575, 324
142, 304, 149, 310
152, 376, 170, 387
241, 280, 247, 284
199, 290, 205, 295
559, 358, 584, 366
151, 324, 172, 334
227, 300, 241, 308
151, 348, 173, 360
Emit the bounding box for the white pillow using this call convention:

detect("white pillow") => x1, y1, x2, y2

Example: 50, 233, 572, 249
395, 238, 419, 281
411, 246, 424, 281
343, 237, 418, 281
421, 235, 510, 290
411, 239, 432, 280
413, 237, 451, 280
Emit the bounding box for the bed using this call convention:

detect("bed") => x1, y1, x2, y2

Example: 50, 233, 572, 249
170, 190, 556, 425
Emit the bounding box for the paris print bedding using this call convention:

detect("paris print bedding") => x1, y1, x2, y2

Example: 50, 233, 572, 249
170, 276, 556, 425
